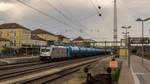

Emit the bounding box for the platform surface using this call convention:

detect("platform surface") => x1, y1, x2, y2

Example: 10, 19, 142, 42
0, 56, 39, 60
0, 56, 39, 64
118, 59, 134, 84
119, 55, 150, 84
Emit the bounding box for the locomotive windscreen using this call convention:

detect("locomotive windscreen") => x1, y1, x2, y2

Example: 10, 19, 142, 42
40, 47, 51, 56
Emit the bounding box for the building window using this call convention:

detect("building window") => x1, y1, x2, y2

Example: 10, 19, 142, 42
14, 31, 16, 38
7, 32, 9, 37
0, 32, 1, 37
22, 31, 24, 40
14, 40, 16, 46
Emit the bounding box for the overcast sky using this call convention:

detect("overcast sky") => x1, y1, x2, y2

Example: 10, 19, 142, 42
0, 0, 150, 41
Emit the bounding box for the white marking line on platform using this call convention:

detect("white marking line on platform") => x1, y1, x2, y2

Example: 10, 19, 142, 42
131, 66, 141, 84
135, 73, 144, 75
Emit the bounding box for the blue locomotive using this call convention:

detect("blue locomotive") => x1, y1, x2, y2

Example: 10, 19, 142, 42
39, 45, 111, 62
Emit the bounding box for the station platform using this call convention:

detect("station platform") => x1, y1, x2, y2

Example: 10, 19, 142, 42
119, 55, 150, 84
118, 59, 134, 84
0, 56, 39, 65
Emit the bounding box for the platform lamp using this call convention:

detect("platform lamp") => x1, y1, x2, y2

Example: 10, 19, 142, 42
122, 26, 131, 68
136, 17, 150, 64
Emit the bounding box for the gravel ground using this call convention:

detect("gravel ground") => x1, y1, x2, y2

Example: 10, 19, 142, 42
53, 56, 122, 84
57, 56, 113, 84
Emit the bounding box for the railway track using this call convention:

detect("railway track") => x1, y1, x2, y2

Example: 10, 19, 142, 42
0, 61, 43, 70
14, 56, 108, 84
0, 56, 103, 83
24, 67, 80, 84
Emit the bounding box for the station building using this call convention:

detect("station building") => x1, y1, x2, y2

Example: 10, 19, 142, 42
0, 23, 31, 47
0, 38, 10, 53
72, 36, 85, 43
0, 23, 48, 55
56, 35, 70, 43
72, 36, 95, 43
72, 36, 95, 47
32, 29, 58, 41
30, 35, 47, 46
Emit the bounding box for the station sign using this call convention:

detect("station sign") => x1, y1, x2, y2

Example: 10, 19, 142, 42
109, 61, 118, 68
129, 37, 149, 44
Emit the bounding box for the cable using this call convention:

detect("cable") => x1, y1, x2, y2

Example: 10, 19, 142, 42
17, 0, 87, 38
57, 0, 94, 38
88, 0, 100, 15
17, 0, 73, 29
46, 0, 93, 39
88, 0, 113, 34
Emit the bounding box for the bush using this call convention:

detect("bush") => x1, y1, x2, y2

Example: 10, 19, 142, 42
112, 68, 121, 82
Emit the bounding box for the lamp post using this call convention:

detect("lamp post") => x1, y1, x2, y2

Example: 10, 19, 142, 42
122, 26, 131, 68
136, 17, 150, 64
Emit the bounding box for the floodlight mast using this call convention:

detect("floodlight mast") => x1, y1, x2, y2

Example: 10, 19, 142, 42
136, 17, 150, 64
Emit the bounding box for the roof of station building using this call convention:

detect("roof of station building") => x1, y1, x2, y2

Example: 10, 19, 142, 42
0, 23, 31, 31
72, 36, 85, 42
32, 29, 55, 36
31, 35, 46, 41
56, 35, 69, 39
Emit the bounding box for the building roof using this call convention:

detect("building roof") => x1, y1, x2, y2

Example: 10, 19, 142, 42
32, 29, 55, 36
31, 35, 46, 41
0, 38, 10, 41
0, 23, 31, 31
56, 35, 69, 39
72, 36, 84, 41
84, 39, 96, 42
56, 35, 65, 38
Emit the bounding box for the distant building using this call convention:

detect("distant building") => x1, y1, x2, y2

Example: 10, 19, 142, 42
84, 39, 96, 42
0, 23, 31, 47
30, 35, 47, 46
32, 29, 58, 42
56, 35, 70, 43
72, 36, 95, 43
72, 36, 85, 43
72, 36, 96, 47
0, 38, 10, 53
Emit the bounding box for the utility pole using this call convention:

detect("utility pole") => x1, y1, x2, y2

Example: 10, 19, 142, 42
114, 0, 118, 55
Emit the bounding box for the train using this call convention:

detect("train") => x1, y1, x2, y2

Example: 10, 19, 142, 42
39, 45, 112, 62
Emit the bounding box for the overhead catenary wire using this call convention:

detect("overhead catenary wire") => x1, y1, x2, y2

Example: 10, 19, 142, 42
17, 0, 87, 38
88, 0, 113, 33
17, 0, 70, 27
46, 0, 93, 39
86, 0, 115, 40
57, 0, 102, 40
88, 0, 101, 16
